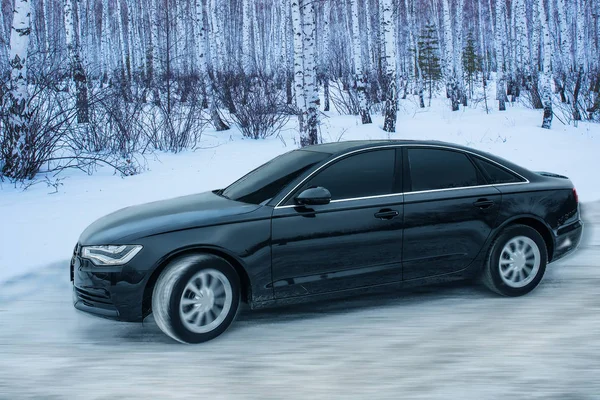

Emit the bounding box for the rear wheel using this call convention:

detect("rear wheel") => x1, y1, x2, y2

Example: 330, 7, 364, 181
152, 254, 240, 344
481, 225, 548, 296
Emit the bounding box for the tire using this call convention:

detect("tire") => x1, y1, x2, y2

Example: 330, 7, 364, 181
481, 224, 548, 296
152, 254, 240, 344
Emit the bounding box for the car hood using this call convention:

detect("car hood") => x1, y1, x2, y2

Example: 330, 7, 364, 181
79, 191, 261, 245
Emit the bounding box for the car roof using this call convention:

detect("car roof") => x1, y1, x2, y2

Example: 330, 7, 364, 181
300, 139, 533, 180
301, 139, 471, 154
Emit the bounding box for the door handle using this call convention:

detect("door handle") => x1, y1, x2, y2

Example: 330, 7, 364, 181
374, 209, 399, 220
473, 199, 495, 209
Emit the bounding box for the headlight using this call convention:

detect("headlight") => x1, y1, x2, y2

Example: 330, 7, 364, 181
81, 245, 143, 266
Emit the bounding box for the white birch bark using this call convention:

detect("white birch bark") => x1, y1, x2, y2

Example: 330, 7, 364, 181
454, 0, 466, 105
3, 0, 32, 179
115, 0, 128, 78
291, 0, 306, 139
213, 0, 227, 73
126, 0, 137, 77
442, 0, 459, 110
514, 0, 530, 79
252, 1, 262, 72
406, 0, 424, 108
557, 0, 573, 72
575, 0, 586, 73
538, 0, 553, 129
64, 0, 89, 123
351, 0, 372, 123
494, 0, 507, 111
194, 0, 228, 131
322, 0, 331, 111
149, 0, 160, 84
381, 0, 396, 133
242, 0, 253, 74
302, 0, 319, 145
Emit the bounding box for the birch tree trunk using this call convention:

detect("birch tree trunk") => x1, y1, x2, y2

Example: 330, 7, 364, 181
351, 0, 372, 124
573, 0, 586, 122
322, 0, 331, 112
442, 0, 459, 111
381, 0, 396, 133
538, 0, 553, 129
291, 0, 306, 136
115, 0, 128, 81
64, 0, 89, 123
2, 0, 32, 179
194, 0, 228, 131
149, 0, 160, 89
407, 0, 424, 108
514, 0, 529, 88
242, 0, 253, 74
302, 0, 319, 145
494, 0, 507, 111
454, 0, 466, 106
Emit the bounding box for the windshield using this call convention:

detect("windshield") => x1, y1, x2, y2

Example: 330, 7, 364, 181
221, 150, 329, 205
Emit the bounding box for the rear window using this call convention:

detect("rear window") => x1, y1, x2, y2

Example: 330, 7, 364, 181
474, 157, 523, 184
407, 148, 480, 191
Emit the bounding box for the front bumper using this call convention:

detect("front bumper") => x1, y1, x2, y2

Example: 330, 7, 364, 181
71, 247, 150, 322
552, 219, 584, 263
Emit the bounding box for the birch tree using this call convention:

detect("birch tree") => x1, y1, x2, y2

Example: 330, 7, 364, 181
381, 0, 397, 132
194, 0, 228, 131
351, 0, 372, 124
2, 0, 33, 179
291, 0, 306, 133
302, 0, 319, 145
242, 0, 253, 74
494, 0, 508, 111
442, 0, 459, 111
322, 0, 331, 112
63, 0, 89, 123
538, 0, 553, 129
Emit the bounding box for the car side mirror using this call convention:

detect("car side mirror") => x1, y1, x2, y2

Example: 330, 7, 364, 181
295, 187, 332, 206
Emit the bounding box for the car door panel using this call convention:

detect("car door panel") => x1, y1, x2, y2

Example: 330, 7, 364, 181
402, 187, 502, 280
270, 148, 404, 299
271, 197, 404, 298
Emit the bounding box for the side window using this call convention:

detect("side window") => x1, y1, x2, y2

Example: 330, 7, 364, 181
297, 149, 397, 201
407, 148, 480, 192
473, 157, 523, 184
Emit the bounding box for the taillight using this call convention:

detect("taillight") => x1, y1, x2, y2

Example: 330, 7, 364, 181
573, 187, 578, 203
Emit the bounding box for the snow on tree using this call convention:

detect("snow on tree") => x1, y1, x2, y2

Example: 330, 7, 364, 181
3, 0, 33, 179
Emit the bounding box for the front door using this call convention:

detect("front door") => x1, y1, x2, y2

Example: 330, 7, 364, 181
271, 148, 405, 298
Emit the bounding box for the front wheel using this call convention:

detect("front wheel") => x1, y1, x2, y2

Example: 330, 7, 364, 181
152, 254, 240, 344
481, 225, 548, 296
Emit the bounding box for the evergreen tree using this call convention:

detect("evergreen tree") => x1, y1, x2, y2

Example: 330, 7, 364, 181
418, 23, 442, 105
462, 33, 480, 99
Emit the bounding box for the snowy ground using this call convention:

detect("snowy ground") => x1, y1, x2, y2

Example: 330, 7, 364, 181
1, 98, 600, 284
0, 204, 598, 399
1, 100, 600, 399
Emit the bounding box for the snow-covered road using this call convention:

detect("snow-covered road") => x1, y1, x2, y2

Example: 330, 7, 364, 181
1, 204, 599, 400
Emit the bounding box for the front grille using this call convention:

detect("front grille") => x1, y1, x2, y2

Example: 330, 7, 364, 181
75, 287, 113, 306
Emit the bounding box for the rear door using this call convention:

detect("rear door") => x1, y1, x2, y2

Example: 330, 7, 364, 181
402, 147, 502, 280
271, 148, 405, 298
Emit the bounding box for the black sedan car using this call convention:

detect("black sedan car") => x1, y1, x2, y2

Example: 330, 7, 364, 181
72, 140, 583, 343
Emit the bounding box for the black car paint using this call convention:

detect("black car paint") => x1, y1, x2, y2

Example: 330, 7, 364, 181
72, 140, 583, 321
